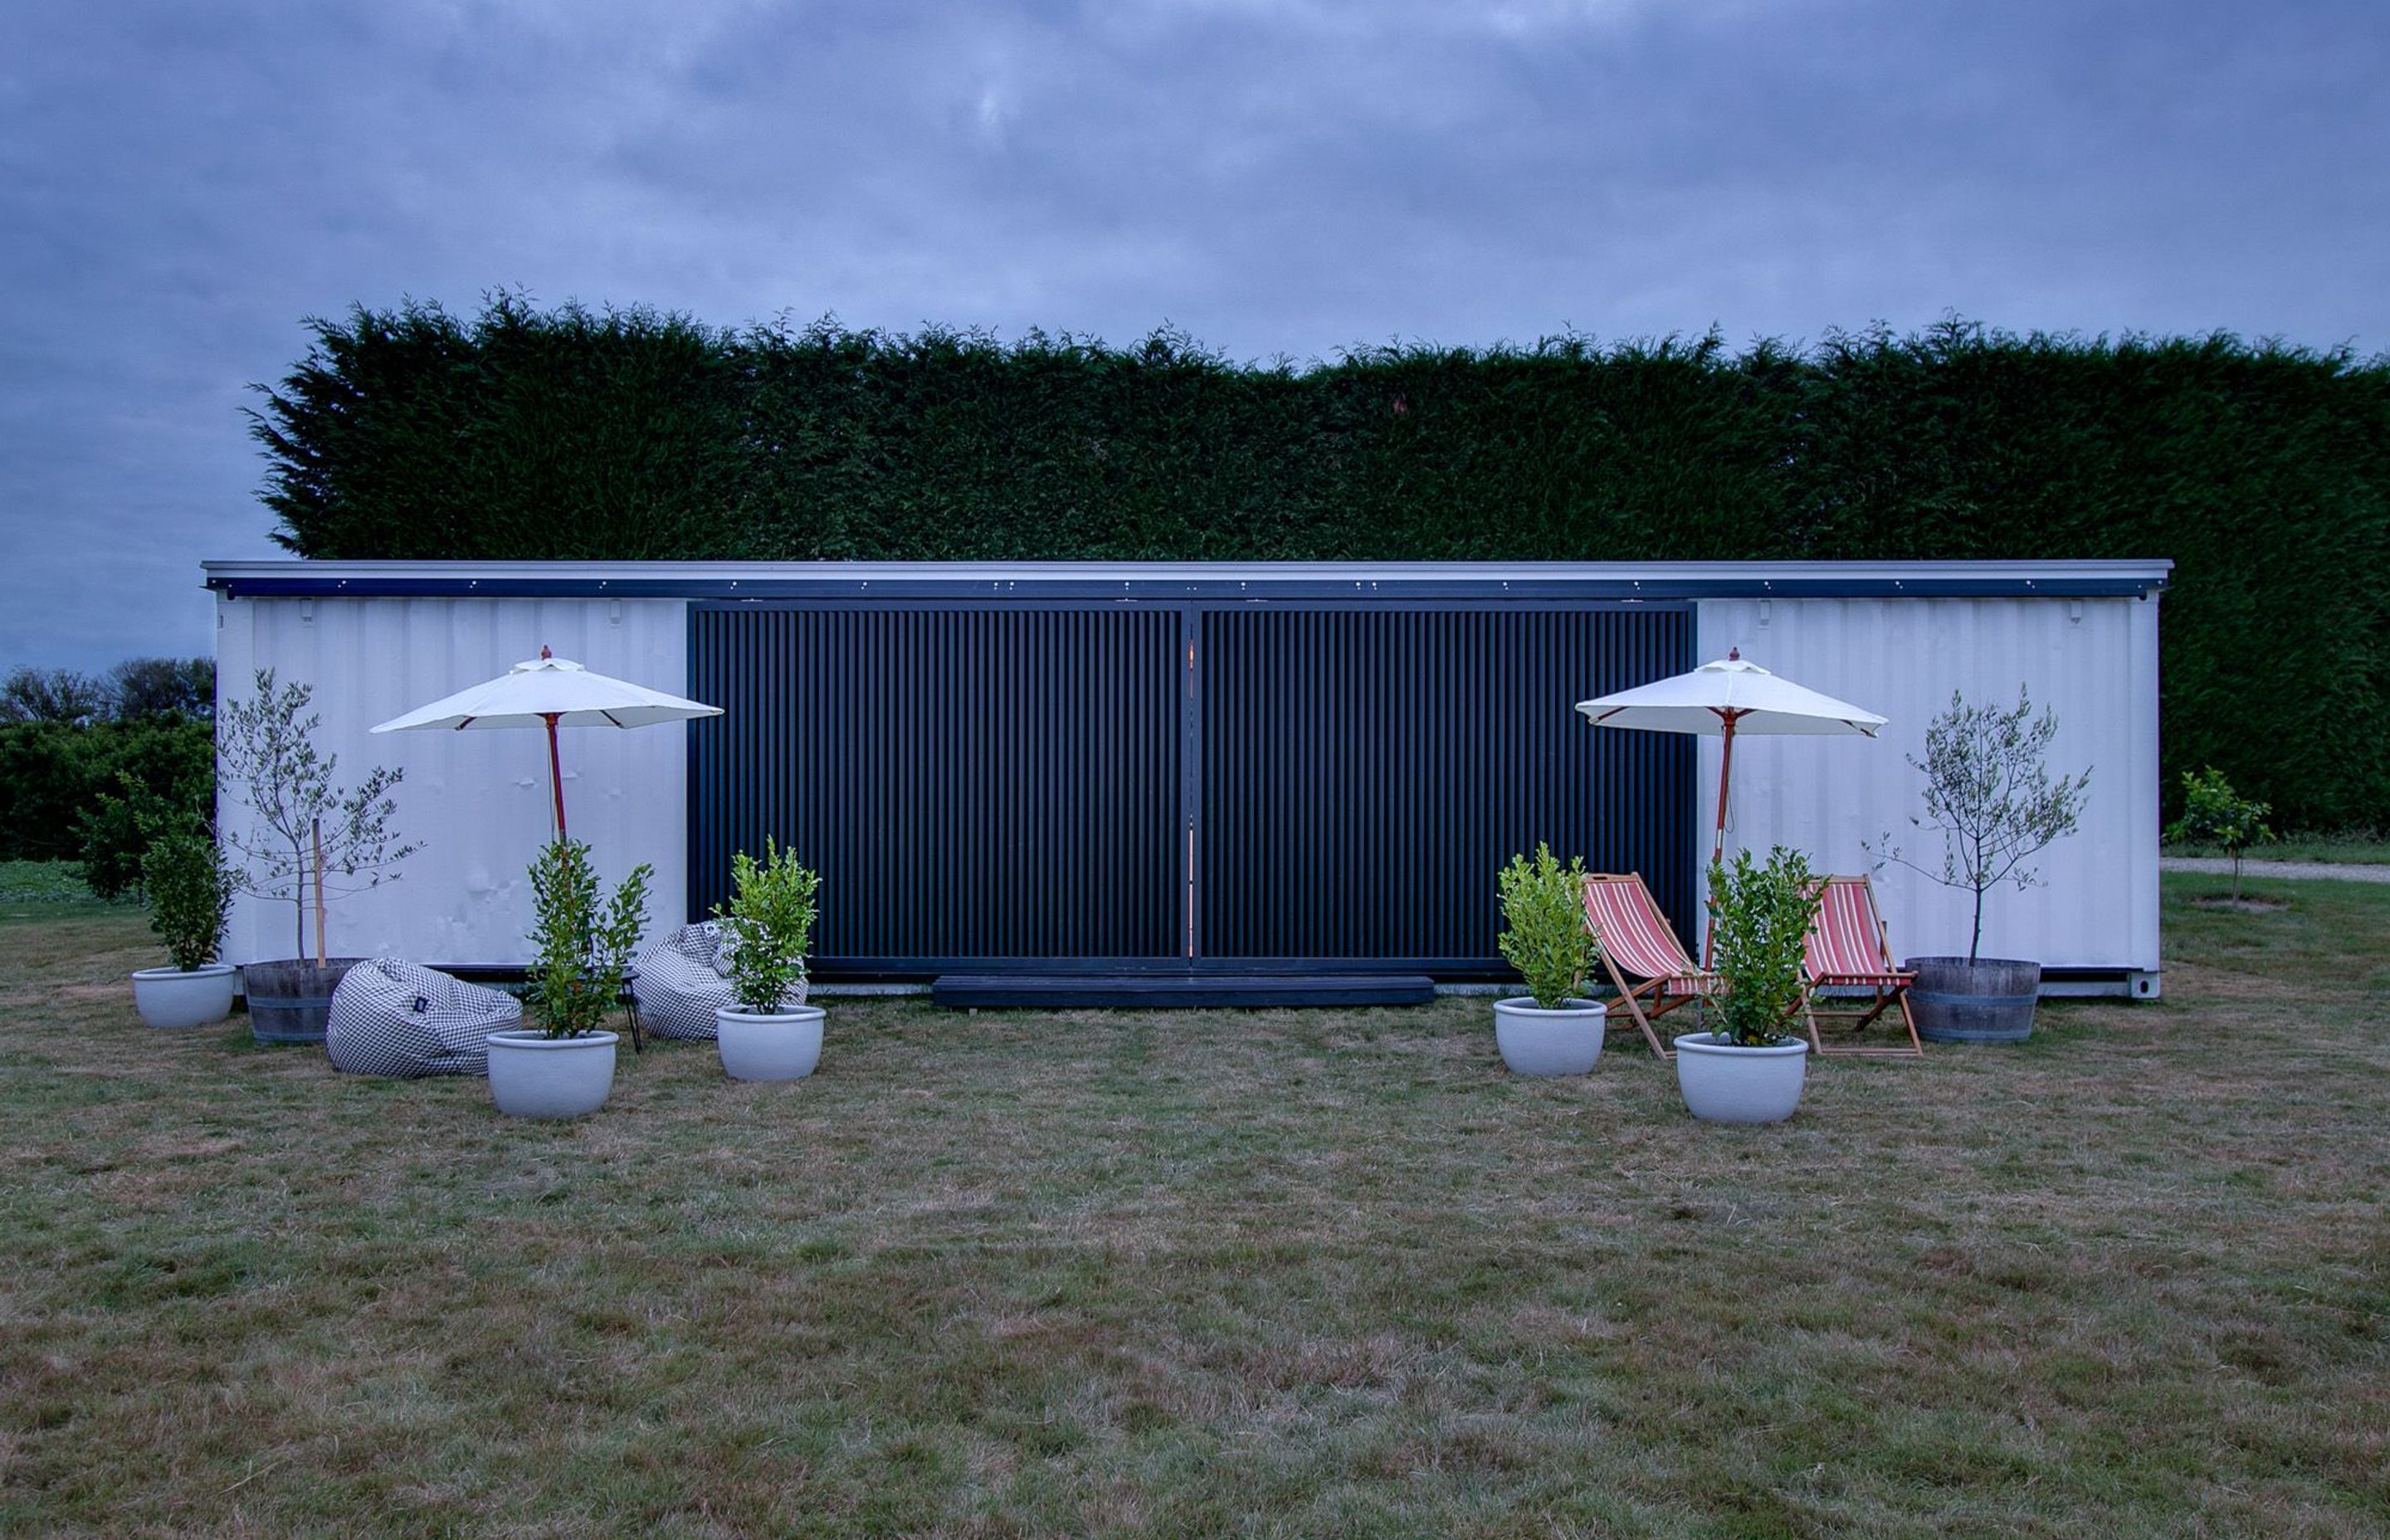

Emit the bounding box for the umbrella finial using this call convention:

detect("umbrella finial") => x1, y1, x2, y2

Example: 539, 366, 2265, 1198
540, 645, 552, 660
1728, 646, 1740, 660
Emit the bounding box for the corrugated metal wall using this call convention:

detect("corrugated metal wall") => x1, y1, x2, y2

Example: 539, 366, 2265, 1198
1696, 596, 2162, 972
216, 595, 691, 966
689, 604, 1184, 969
690, 599, 1693, 977
211, 573, 2161, 984
1198, 605, 1694, 971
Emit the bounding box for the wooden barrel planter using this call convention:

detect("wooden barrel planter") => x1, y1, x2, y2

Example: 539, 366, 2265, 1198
241, 958, 364, 1045
1906, 957, 2041, 1043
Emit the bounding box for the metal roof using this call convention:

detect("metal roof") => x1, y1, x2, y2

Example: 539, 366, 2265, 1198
202, 558, 2172, 601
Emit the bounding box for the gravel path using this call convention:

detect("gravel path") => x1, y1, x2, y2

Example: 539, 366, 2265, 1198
2160, 857, 2390, 884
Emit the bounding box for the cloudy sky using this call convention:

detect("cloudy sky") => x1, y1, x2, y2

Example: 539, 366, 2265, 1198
2, 0, 2383, 674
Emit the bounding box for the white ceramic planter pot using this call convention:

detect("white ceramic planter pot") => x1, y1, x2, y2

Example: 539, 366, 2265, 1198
129, 964, 238, 1029
485, 1030, 619, 1118
1494, 997, 1605, 1075
715, 1006, 826, 1081
1673, 1032, 1809, 1124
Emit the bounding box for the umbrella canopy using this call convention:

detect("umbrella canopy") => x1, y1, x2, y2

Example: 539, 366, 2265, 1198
373, 649, 722, 838
1574, 648, 1885, 870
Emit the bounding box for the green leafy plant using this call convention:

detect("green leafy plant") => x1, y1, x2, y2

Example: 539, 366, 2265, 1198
218, 669, 417, 962
1706, 846, 1823, 1047
1871, 689, 2091, 963
714, 839, 822, 1014
524, 838, 653, 1040
2168, 766, 2274, 901
140, 832, 235, 973
1495, 844, 1600, 1010
79, 726, 217, 901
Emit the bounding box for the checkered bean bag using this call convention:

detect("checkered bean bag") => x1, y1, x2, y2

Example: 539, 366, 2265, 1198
633, 923, 738, 1040
324, 958, 520, 1078
635, 922, 808, 1040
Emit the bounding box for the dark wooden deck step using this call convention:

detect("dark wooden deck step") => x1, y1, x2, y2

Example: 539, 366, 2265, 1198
931, 974, 1435, 1010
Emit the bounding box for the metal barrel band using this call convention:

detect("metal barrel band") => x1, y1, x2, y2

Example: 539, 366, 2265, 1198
1909, 990, 2037, 1010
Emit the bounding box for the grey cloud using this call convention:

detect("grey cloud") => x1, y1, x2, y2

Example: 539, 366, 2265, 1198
2, 0, 2383, 670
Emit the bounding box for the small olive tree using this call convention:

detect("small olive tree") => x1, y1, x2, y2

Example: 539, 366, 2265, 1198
2167, 766, 2272, 901
217, 669, 417, 963
1870, 689, 2091, 963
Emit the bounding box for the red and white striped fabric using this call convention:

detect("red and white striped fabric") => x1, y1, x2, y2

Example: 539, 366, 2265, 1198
1583, 876, 1714, 995
1805, 877, 1895, 982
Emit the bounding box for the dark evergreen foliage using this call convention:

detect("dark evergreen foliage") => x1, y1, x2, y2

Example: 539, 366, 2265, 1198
0, 716, 213, 875
252, 301, 2390, 827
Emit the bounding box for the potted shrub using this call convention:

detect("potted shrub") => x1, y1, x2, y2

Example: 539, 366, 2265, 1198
1492, 843, 1605, 1075
218, 670, 417, 1043
1872, 689, 2090, 1043
1675, 846, 1822, 1124
713, 839, 826, 1082
129, 831, 238, 1029
2168, 766, 2275, 907
486, 838, 652, 1118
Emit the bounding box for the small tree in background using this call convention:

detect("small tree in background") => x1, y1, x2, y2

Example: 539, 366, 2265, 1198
217, 669, 417, 963
1871, 689, 2091, 964
110, 657, 216, 720
2168, 766, 2273, 902
0, 667, 109, 724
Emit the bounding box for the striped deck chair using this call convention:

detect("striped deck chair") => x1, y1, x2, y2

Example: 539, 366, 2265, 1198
1580, 873, 1719, 1058
1802, 875, 1923, 1057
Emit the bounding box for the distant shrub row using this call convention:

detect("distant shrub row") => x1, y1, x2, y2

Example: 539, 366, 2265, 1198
0, 716, 213, 894
0, 658, 216, 894
254, 299, 2390, 828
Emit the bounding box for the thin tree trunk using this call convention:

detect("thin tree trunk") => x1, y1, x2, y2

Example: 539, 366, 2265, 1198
312, 818, 327, 969
2231, 850, 2241, 903
290, 832, 305, 959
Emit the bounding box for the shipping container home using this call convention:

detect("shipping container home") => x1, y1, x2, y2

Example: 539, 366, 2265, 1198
204, 560, 2168, 1002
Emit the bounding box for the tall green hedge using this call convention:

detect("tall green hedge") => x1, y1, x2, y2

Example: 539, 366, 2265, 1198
253, 301, 2390, 829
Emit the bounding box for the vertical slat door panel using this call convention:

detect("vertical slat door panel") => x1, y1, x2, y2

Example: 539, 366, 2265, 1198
692, 598, 1693, 977
689, 603, 1183, 969
1197, 604, 1695, 970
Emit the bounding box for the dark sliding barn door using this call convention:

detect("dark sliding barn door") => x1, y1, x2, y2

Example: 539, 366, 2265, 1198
690, 599, 1693, 978
1196, 606, 1695, 974
689, 605, 1185, 972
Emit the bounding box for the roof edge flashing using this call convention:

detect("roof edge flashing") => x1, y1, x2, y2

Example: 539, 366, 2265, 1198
203, 558, 2173, 602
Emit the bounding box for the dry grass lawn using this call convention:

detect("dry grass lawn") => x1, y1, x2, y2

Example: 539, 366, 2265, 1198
2, 876, 2385, 1538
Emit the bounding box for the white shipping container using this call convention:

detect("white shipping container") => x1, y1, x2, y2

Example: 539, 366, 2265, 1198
206, 560, 2166, 993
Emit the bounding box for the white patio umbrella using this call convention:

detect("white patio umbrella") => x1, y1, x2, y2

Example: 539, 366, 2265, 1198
1573, 648, 1886, 870
371, 648, 723, 840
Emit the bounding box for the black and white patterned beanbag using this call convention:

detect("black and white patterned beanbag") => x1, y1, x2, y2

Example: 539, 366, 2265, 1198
325, 958, 520, 1078
633, 923, 737, 1040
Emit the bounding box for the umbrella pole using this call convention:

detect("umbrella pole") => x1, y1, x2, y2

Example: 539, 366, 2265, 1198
1710, 710, 1738, 870
544, 713, 568, 841
1704, 711, 1739, 967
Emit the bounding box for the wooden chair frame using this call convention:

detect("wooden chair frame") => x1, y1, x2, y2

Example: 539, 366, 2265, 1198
1581, 873, 1719, 1059
1801, 874, 1924, 1058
